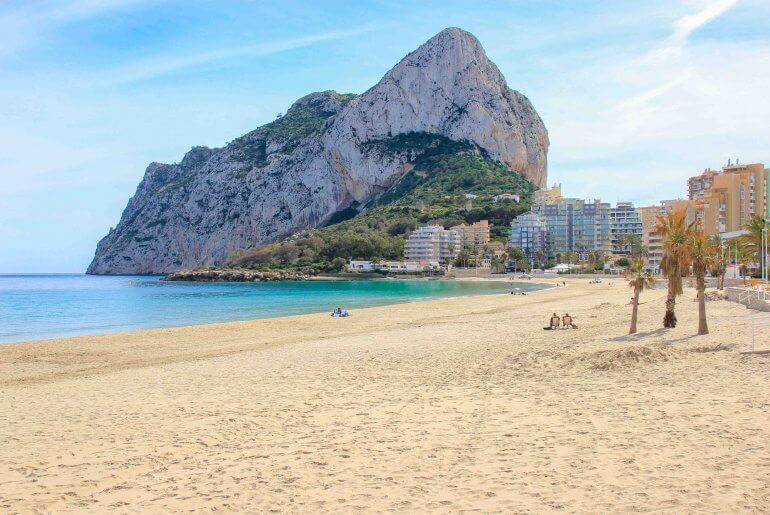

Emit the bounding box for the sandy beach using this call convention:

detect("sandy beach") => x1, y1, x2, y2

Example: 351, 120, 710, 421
1, 277, 769, 512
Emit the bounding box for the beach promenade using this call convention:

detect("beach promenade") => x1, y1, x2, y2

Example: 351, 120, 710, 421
1, 278, 768, 512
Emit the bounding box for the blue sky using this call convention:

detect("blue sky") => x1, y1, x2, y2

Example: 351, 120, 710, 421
1, 0, 768, 272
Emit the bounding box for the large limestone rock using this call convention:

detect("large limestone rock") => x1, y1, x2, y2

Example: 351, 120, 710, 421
88, 27, 548, 274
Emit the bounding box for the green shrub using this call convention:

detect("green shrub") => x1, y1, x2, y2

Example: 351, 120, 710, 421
227, 131, 535, 273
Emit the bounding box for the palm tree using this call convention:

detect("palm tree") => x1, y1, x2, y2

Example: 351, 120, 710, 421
625, 259, 655, 334
735, 240, 754, 285
498, 251, 509, 273
740, 215, 768, 277
688, 230, 713, 335
657, 211, 695, 328
564, 250, 576, 272
618, 234, 647, 261
587, 251, 597, 270
707, 234, 727, 290
594, 250, 606, 272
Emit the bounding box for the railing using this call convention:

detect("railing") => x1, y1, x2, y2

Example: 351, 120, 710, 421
748, 312, 770, 352
738, 288, 770, 307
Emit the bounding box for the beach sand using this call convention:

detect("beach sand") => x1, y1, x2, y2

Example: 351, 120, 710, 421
1, 277, 769, 512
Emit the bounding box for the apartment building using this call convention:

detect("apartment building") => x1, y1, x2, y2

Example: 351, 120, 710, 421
688, 169, 720, 200
510, 212, 548, 261
682, 161, 769, 234
610, 202, 643, 255
533, 198, 612, 257
637, 204, 666, 273
533, 183, 562, 205
450, 220, 490, 247
404, 226, 462, 264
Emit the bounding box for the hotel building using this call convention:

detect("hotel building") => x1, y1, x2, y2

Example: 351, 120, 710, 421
510, 212, 548, 262
533, 183, 562, 205
404, 226, 462, 264
688, 169, 720, 200
450, 220, 490, 247
610, 202, 643, 255
681, 161, 769, 234
636, 204, 669, 273
532, 198, 612, 257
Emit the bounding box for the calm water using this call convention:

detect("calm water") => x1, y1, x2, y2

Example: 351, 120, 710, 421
0, 275, 545, 344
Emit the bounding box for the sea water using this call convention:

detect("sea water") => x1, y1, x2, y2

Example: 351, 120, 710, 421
0, 274, 545, 344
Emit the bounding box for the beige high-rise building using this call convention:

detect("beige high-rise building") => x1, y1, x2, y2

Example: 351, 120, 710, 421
533, 183, 562, 205
670, 198, 717, 234
637, 205, 666, 273
659, 199, 684, 213
688, 169, 720, 200
713, 161, 768, 232
682, 161, 769, 234
450, 220, 490, 247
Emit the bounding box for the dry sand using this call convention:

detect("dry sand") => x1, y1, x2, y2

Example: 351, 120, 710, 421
0, 277, 769, 512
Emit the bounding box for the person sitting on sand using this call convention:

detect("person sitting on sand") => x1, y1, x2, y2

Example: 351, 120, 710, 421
562, 313, 576, 329
544, 313, 561, 330
332, 307, 342, 317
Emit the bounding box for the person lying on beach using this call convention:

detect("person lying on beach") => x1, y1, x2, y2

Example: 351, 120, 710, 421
562, 313, 577, 329
331, 307, 350, 318
544, 313, 561, 330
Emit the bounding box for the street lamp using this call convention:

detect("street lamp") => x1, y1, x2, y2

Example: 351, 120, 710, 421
763, 218, 768, 284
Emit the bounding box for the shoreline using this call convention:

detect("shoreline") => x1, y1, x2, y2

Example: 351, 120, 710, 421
0, 280, 557, 386
0, 278, 551, 347
2, 277, 768, 511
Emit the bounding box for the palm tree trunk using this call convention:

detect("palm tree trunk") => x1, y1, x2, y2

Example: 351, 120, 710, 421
697, 276, 709, 335
630, 288, 640, 334
718, 272, 725, 290
663, 284, 677, 328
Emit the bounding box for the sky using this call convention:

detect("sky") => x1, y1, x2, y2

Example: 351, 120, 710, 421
1, 0, 769, 272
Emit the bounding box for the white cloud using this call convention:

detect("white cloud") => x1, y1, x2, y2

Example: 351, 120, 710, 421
101, 24, 380, 86
542, 0, 766, 207
673, 0, 738, 42
0, 0, 157, 58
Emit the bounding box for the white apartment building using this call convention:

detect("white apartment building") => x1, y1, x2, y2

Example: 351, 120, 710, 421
610, 202, 643, 255
405, 226, 462, 264
348, 260, 375, 272
349, 260, 440, 273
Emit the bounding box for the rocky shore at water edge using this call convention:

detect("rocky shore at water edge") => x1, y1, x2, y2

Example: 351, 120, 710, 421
162, 268, 310, 282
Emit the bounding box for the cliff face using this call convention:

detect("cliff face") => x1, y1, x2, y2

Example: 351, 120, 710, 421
88, 27, 548, 274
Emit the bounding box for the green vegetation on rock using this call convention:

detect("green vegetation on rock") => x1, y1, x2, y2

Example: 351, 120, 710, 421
229, 91, 358, 168
265, 92, 356, 143
227, 132, 535, 273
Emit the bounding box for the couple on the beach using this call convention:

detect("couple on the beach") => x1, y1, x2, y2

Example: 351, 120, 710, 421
331, 307, 350, 318
544, 312, 576, 330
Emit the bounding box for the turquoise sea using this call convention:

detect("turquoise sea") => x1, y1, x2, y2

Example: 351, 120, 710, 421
0, 275, 545, 344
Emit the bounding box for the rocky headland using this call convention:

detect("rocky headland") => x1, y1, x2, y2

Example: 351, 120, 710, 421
88, 28, 548, 275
